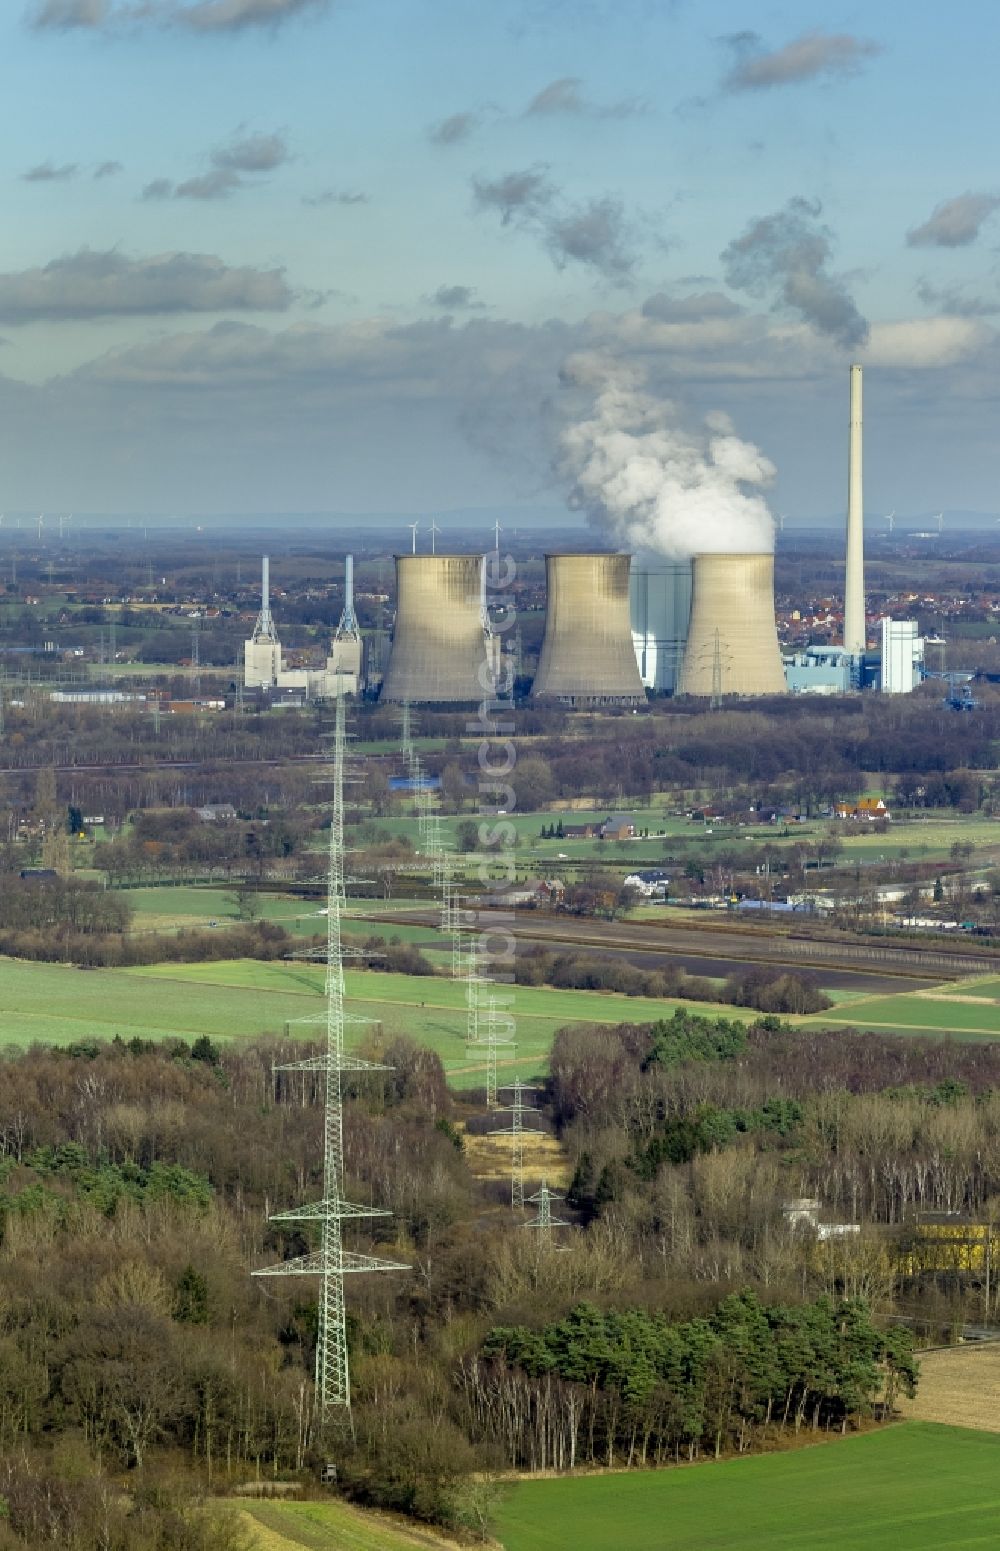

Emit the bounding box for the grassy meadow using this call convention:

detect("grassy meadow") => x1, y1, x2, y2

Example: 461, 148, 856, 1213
234, 1496, 442, 1551
0, 956, 760, 1087
494, 1423, 1000, 1551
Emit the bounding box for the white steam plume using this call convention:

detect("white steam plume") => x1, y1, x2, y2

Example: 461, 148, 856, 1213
558, 356, 776, 557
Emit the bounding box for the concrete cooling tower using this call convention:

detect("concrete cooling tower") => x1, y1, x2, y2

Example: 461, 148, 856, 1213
677, 553, 787, 698
531, 553, 645, 706
381, 554, 488, 703
630, 556, 692, 695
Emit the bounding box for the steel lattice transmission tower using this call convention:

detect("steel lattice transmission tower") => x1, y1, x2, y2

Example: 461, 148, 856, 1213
253, 692, 406, 1425
491, 1079, 544, 1209
467, 988, 515, 1109
524, 1180, 570, 1243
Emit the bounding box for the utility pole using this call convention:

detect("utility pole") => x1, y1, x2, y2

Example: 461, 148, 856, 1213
253, 693, 406, 1426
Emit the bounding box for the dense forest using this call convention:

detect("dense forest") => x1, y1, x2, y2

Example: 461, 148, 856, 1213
7, 1005, 992, 1545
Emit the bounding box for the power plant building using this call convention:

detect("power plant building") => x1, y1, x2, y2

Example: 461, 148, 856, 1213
880, 618, 924, 694
244, 555, 362, 699
629, 556, 692, 694
785, 646, 854, 695
677, 553, 787, 698
381, 554, 490, 703
531, 552, 646, 706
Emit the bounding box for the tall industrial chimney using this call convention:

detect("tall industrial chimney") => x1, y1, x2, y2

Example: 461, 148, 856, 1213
531, 553, 645, 705
677, 553, 787, 697
256, 555, 275, 641
843, 363, 866, 656
381, 554, 488, 703
244, 553, 281, 687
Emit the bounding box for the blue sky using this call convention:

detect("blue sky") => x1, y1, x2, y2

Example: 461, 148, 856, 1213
2, 0, 999, 523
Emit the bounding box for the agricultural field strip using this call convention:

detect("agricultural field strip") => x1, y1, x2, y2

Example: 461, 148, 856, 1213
897, 1345, 1000, 1434
495, 1423, 1000, 1551
237, 1496, 458, 1551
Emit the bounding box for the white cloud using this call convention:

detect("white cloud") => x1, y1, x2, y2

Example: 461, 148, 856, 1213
864, 316, 993, 369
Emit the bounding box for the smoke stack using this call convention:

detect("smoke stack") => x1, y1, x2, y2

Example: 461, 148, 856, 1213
531, 553, 645, 705
253, 554, 276, 643
843, 363, 866, 655
381, 554, 488, 703
677, 553, 786, 697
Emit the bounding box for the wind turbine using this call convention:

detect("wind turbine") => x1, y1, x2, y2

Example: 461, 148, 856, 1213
934, 511, 944, 534
408, 521, 419, 555
493, 519, 502, 550
429, 520, 441, 555
776, 512, 786, 534
884, 510, 895, 535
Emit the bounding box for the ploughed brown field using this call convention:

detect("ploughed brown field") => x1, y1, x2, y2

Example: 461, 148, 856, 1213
898, 1343, 1000, 1432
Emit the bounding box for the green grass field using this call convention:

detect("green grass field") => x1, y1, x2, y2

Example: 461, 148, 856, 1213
803, 983, 1000, 1040
235, 1496, 437, 1550
495, 1423, 1000, 1550
0, 956, 757, 1087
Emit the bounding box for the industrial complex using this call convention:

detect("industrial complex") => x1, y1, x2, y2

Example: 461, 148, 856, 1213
240, 366, 929, 709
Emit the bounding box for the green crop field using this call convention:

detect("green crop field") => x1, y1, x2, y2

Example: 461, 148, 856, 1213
805, 982, 1000, 1040
495, 1423, 1000, 1550
235, 1495, 439, 1550
0, 956, 756, 1087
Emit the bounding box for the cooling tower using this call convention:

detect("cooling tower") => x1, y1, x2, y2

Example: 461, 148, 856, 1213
630, 555, 692, 694
677, 553, 787, 697
531, 553, 645, 705
381, 554, 488, 703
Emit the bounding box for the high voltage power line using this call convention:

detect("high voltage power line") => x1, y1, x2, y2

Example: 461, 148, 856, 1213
253, 691, 406, 1427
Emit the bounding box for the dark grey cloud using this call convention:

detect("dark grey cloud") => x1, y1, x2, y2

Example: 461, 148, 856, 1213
473, 169, 640, 284
721, 197, 868, 348
546, 196, 634, 281
917, 279, 1000, 318
723, 29, 881, 91
303, 188, 368, 207
21, 161, 78, 182
428, 110, 484, 147
0, 248, 293, 322
907, 193, 1000, 249
212, 130, 289, 172
428, 284, 483, 310
471, 166, 556, 225
174, 167, 243, 200
29, 0, 330, 31
27, 0, 107, 23
141, 178, 174, 201
93, 160, 123, 179
642, 290, 741, 322
525, 75, 643, 118
143, 129, 289, 202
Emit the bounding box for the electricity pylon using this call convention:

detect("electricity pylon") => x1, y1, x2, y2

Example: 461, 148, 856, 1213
466, 989, 515, 1109
524, 1180, 570, 1243
253, 692, 406, 1426
491, 1078, 544, 1209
